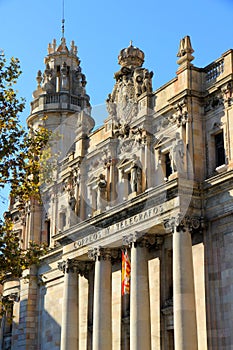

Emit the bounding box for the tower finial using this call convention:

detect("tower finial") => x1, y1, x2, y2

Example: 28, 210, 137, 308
61, 0, 65, 38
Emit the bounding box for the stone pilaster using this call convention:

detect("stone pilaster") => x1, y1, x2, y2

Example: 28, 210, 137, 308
88, 247, 112, 350
165, 215, 200, 350
123, 233, 152, 350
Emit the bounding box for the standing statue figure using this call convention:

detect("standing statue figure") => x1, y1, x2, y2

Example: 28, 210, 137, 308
106, 93, 117, 118
61, 62, 69, 90
42, 63, 54, 93
97, 174, 107, 211
130, 160, 142, 193
172, 133, 184, 173
134, 72, 143, 97
142, 70, 153, 93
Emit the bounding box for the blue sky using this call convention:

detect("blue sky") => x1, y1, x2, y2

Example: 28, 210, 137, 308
0, 0, 233, 216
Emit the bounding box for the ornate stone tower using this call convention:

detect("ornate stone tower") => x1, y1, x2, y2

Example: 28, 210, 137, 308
28, 37, 94, 133
26, 37, 95, 247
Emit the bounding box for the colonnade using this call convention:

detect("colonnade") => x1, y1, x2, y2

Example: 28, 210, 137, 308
58, 218, 199, 350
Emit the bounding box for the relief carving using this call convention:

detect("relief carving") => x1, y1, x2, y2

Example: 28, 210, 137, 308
58, 259, 93, 278
221, 82, 233, 107
204, 92, 224, 113
169, 99, 189, 126
106, 43, 153, 123
164, 214, 202, 233
172, 133, 184, 173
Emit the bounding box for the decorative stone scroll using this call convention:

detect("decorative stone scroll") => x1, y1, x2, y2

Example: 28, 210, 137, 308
204, 92, 224, 113
164, 214, 202, 233
221, 82, 233, 107
88, 247, 120, 262
58, 259, 93, 277
122, 233, 163, 249
169, 98, 189, 126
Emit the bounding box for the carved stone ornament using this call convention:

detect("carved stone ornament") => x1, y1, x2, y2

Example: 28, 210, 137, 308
169, 99, 189, 126
164, 214, 202, 232
122, 232, 163, 249
113, 123, 146, 152
88, 247, 112, 261
177, 35, 194, 65
58, 259, 93, 277
106, 43, 153, 123
221, 82, 233, 107
204, 92, 224, 113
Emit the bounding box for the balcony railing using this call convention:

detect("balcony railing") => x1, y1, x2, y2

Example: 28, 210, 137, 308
31, 93, 83, 111
205, 59, 224, 83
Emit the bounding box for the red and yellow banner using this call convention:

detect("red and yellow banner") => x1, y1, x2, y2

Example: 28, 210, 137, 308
122, 249, 131, 295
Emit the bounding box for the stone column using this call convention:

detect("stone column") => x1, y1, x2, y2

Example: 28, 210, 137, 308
88, 247, 112, 350
58, 259, 79, 350
172, 216, 199, 350
123, 234, 151, 350
87, 268, 94, 350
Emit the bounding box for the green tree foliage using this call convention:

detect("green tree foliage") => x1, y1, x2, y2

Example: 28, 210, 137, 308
0, 218, 47, 285
0, 52, 51, 201
0, 53, 50, 313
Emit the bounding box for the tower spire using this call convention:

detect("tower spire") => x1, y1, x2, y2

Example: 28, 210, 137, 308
61, 0, 65, 38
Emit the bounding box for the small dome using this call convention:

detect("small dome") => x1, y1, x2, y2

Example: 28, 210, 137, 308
118, 42, 144, 68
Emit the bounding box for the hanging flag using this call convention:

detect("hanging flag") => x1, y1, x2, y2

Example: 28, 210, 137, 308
122, 249, 131, 295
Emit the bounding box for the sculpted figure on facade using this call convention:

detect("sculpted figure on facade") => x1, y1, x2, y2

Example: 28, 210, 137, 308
106, 43, 153, 124
63, 170, 80, 212
172, 133, 184, 173
222, 82, 233, 107
134, 68, 153, 97
169, 99, 189, 126
142, 70, 153, 93
106, 93, 117, 119
61, 62, 69, 91
72, 66, 87, 96
130, 158, 142, 193
42, 63, 55, 93
97, 174, 107, 211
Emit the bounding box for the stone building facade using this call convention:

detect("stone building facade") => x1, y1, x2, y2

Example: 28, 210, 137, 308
1, 35, 233, 350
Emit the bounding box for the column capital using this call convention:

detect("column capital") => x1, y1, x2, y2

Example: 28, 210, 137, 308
164, 214, 203, 233
58, 258, 93, 277
123, 232, 163, 249
88, 247, 120, 262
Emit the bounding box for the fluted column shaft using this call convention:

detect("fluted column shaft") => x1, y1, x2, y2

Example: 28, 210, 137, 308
60, 260, 79, 350
173, 226, 198, 350
130, 240, 151, 350
89, 248, 112, 350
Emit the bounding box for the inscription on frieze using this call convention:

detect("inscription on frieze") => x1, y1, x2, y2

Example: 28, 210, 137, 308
74, 199, 177, 248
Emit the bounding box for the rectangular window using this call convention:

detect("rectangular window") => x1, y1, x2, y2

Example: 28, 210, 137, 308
165, 153, 172, 178
215, 131, 225, 167
46, 219, 51, 246
127, 172, 132, 195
